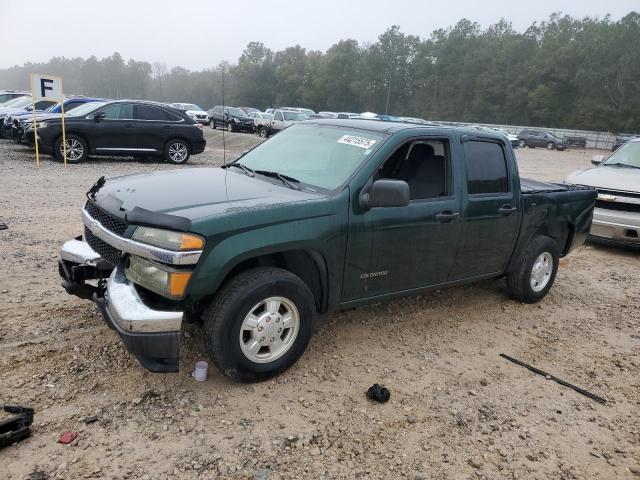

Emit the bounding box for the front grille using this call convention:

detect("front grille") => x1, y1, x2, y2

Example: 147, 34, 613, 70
85, 201, 128, 235
85, 226, 122, 266
595, 200, 640, 213
597, 188, 640, 200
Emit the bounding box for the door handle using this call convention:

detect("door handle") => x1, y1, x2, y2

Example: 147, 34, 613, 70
498, 204, 518, 215
435, 210, 460, 223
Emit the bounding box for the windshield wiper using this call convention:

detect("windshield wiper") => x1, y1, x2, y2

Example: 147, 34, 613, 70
605, 163, 640, 169
255, 170, 301, 190
222, 162, 255, 177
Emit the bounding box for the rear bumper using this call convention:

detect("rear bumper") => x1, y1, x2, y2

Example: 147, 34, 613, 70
58, 238, 182, 373
590, 207, 640, 246
191, 139, 206, 154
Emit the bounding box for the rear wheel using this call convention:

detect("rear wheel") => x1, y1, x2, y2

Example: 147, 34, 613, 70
518, 139, 526, 148
210, 119, 216, 129
203, 267, 315, 382
506, 235, 559, 303
54, 135, 87, 163
259, 126, 269, 138
164, 139, 190, 164
227, 122, 234, 133
546, 141, 555, 150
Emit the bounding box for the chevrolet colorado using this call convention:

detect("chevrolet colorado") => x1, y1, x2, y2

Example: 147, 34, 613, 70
58, 120, 596, 381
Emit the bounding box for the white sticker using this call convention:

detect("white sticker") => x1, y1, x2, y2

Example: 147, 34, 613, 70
337, 135, 377, 149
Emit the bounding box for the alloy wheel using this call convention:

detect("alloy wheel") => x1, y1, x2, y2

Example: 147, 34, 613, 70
62, 138, 84, 161
168, 142, 188, 163
530, 252, 553, 293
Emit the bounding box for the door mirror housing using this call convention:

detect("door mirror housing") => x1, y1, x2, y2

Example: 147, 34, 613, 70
360, 179, 410, 209
591, 154, 605, 165
93, 112, 106, 122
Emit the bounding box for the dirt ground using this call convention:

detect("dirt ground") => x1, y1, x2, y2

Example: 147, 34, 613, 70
1, 129, 639, 480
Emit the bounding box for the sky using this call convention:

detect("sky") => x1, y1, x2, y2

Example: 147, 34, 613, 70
1, 0, 637, 70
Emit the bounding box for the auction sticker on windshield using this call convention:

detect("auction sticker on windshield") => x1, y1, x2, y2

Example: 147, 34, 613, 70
338, 135, 377, 149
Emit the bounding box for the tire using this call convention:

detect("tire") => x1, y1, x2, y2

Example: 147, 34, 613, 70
259, 126, 269, 138
227, 122, 234, 133
506, 235, 559, 303
210, 119, 216, 129
54, 134, 87, 163
164, 138, 190, 164
203, 267, 316, 382
518, 139, 526, 148
546, 142, 555, 150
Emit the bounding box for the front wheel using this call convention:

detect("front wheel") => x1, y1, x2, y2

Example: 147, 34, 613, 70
203, 267, 316, 382
227, 122, 234, 133
54, 134, 87, 163
210, 119, 216, 129
546, 142, 555, 150
164, 139, 190, 164
506, 235, 559, 303
518, 139, 526, 148
259, 126, 269, 138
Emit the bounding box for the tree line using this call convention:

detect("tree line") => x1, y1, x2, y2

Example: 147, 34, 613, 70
1, 12, 638, 133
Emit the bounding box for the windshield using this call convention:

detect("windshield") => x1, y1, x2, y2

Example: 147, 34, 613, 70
68, 101, 106, 117
182, 104, 202, 111
2, 97, 31, 108
603, 141, 640, 168
283, 111, 308, 121
237, 123, 386, 190
226, 107, 246, 117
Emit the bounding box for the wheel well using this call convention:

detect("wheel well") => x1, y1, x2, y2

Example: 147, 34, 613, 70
219, 250, 327, 313
535, 222, 572, 255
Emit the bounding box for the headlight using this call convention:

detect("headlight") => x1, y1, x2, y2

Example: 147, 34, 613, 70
131, 226, 204, 251
125, 255, 192, 299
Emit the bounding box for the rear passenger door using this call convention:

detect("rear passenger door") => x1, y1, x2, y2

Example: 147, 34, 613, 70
134, 104, 181, 153
449, 138, 521, 279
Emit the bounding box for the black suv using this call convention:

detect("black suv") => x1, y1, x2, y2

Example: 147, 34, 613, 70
208, 105, 255, 132
31, 100, 206, 164
517, 129, 566, 151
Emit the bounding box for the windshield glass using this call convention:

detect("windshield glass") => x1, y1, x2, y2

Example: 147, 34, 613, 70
68, 101, 106, 117
283, 111, 308, 121
226, 107, 246, 117
603, 141, 640, 168
2, 97, 31, 108
237, 123, 386, 190
182, 104, 202, 111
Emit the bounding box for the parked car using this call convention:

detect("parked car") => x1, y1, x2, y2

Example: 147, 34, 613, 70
318, 111, 338, 118
611, 134, 639, 152
563, 136, 587, 148
208, 105, 255, 132
240, 107, 261, 114
4, 97, 102, 140
518, 129, 566, 150
493, 128, 520, 148
0, 97, 56, 138
282, 107, 315, 116
566, 137, 640, 247
30, 100, 205, 164
255, 108, 309, 137
246, 111, 273, 131
0, 90, 30, 104
58, 119, 596, 380
170, 103, 209, 124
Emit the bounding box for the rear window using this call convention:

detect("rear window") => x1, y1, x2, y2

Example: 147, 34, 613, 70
464, 140, 509, 195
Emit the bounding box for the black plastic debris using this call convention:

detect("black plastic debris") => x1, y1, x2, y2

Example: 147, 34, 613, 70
0, 223, 7, 231
366, 383, 391, 403
0, 405, 35, 449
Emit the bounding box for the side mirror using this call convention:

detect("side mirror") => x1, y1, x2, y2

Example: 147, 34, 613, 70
591, 155, 605, 165
93, 112, 106, 122
360, 179, 410, 209
25, 105, 33, 111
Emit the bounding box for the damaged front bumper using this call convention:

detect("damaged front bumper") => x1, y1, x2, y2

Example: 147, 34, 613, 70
58, 238, 182, 373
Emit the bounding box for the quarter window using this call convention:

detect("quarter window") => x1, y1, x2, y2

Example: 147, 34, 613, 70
464, 141, 509, 195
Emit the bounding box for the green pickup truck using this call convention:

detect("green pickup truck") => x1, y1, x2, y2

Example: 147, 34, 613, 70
58, 120, 596, 381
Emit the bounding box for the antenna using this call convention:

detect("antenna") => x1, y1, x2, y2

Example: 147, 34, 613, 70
221, 68, 227, 166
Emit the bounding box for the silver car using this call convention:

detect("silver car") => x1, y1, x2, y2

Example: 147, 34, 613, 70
566, 138, 640, 246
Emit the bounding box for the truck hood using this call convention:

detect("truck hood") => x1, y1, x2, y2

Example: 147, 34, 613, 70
93, 168, 325, 223
565, 166, 640, 193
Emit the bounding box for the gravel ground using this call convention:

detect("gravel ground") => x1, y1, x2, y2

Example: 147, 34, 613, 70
1, 131, 639, 480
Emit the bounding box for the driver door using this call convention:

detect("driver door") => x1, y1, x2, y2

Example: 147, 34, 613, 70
92, 103, 137, 152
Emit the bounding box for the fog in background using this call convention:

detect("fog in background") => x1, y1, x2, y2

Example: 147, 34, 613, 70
2, 0, 637, 69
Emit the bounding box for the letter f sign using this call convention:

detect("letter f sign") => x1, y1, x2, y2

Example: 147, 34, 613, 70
40, 78, 54, 98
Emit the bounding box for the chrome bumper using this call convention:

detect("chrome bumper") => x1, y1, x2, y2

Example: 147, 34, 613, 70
106, 263, 183, 333
591, 207, 640, 244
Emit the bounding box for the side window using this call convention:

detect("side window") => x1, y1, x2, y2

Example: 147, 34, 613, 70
214, 106, 222, 114
378, 139, 450, 201
135, 104, 177, 121
101, 103, 133, 120
274, 111, 284, 121
464, 140, 509, 195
